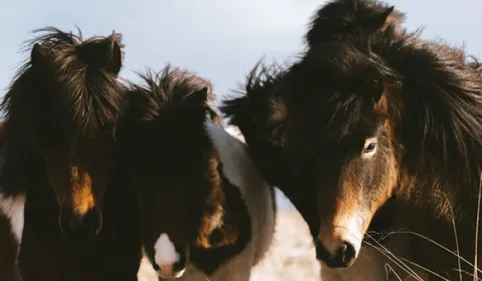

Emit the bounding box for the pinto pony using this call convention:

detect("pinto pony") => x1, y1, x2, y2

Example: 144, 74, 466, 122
120, 66, 276, 281
222, 0, 482, 279
0, 27, 142, 281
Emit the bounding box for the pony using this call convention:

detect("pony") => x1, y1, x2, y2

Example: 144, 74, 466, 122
222, 0, 482, 279
119, 66, 276, 281
0, 27, 142, 281
0, 27, 125, 237
0, 120, 22, 281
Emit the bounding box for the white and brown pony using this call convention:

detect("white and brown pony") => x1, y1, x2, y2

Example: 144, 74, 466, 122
120, 66, 276, 281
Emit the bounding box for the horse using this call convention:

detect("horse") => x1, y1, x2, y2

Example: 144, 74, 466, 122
221, 0, 482, 279
119, 66, 276, 281
0, 120, 22, 281
0, 27, 142, 281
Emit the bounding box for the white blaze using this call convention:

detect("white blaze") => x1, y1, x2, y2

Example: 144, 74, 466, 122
154, 233, 180, 266
0, 193, 26, 244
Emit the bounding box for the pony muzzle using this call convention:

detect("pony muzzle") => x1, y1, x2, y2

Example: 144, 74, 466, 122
156, 264, 186, 280
58, 206, 103, 238
316, 216, 364, 268
152, 233, 188, 279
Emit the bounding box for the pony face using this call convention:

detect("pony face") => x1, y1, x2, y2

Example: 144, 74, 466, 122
123, 68, 243, 278
43, 134, 117, 238
275, 48, 399, 268
1, 28, 125, 238
137, 129, 241, 279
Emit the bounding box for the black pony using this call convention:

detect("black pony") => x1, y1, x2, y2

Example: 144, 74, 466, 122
222, 0, 482, 279
0, 27, 141, 281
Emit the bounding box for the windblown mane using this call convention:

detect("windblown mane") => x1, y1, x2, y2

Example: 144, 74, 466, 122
125, 65, 218, 124
221, 60, 290, 187
1, 27, 125, 144
224, 29, 482, 220
287, 42, 402, 141
469, 56, 482, 74
305, 0, 406, 48
304, 0, 482, 218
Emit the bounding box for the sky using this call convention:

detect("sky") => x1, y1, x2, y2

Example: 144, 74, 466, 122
1, 0, 481, 209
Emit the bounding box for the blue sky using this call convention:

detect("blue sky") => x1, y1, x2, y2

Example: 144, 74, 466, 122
1, 0, 481, 209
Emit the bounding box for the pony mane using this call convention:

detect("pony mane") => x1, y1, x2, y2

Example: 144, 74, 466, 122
220, 60, 291, 187
1, 27, 125, 143
126, 65, 219, 123
374, 34, 482, 215
468, 56, 482, 75
282, 41, 402, 143
306, 0, 406, 47
222, 59, 289, 144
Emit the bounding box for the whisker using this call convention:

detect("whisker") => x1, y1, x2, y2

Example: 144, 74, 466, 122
384, 263, 403, 281
397, 256, 450, 281
369, 229, 482, 273
363, 236, 424, 281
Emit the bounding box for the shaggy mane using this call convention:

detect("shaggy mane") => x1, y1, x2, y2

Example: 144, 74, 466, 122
126, 65, 219, 123
1, 26, 125, 143
220, 60, 291, 187
221, 60, 289, 145
372, 34, 482, 216
305, 0, 406, 47
223, 30, 482, 220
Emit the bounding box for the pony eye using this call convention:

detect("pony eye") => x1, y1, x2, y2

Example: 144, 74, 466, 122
362, 138, 378, 157
365, 143, 377, 153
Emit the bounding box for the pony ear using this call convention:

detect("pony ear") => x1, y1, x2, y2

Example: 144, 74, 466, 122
365, 6, 395, 33
185, 87, 209, 106
76, 32, 123, 75
31, 43, 50, 67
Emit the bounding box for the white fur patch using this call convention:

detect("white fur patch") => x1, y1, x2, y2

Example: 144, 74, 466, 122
207, 120, 276, 267
0, 192, 26, 244
154, 233, 180, 266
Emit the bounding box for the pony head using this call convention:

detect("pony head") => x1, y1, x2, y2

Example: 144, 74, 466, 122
121, 67, 246, 278
1, 27, 125, 238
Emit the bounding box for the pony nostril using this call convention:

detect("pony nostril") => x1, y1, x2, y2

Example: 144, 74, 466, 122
173, 260, 187, 277
338, 242, 356, 266
58, 207, 102, 238
171, 251, 187, 278
156, 262, 186, 280
315, 239, 357, 268
59, 208, 83, 232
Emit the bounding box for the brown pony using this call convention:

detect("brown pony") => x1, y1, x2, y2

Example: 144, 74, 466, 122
0, 27, 142, 281
0, 27, 124, 237
222, 0, 482, 279
120, 66, 276, 281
